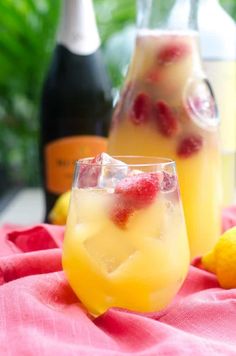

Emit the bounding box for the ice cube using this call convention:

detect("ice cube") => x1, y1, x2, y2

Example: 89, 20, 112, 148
83, 223, 136, 273
73, 223, 104, 243
97, 154, 129, 188
128, 196, 167, 242
73, 188, 111, 224
128, 169, 144, 176
78, 157, 100, 188
78, 153, 128, 189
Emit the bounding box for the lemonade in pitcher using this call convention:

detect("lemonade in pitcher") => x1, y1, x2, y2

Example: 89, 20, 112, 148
108, 1, 221, 258
63, 154, 189, 316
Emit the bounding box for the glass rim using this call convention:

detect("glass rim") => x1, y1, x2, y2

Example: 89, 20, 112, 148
75, 155, 175, 168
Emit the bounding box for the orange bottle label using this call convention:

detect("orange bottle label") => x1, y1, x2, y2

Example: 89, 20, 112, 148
45, 135, 107, 194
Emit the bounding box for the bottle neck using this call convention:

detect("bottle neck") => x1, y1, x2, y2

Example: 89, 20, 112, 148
175, 0, 218, 4
200, 0, 219, 4
57, 0, 100, 55
137, 0, 199, 31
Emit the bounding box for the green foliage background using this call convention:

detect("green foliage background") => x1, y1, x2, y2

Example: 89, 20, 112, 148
0, 0, 235, 193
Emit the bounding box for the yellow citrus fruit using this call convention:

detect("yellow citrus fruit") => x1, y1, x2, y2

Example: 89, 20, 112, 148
201, 249, 216, 274
202, 226, 236, 289
49, 191, 71, 225
214, 227, 236, 289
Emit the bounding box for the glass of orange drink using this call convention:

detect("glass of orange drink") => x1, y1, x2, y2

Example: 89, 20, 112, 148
62, 153, 190, 316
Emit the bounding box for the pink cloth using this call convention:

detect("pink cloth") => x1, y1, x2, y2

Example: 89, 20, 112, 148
0, 206, 236, 356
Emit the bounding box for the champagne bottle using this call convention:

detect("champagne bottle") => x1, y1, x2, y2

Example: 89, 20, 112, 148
40, 0, 113, 220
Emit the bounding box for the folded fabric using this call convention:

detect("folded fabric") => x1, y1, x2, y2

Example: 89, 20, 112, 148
0, 206, 236, 356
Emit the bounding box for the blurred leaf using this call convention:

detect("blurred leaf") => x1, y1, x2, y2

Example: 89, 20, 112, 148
95, 0, 135, 42
0, 0, 60, 188
220, 0, 236, 18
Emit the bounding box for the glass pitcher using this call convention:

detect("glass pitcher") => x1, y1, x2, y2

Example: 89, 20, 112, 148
108, 0, 222, 259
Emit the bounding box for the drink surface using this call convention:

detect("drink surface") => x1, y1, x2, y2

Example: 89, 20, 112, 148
108, 30, 221, 258
63, 170, 189, 316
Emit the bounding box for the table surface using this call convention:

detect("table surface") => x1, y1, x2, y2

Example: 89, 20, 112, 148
1, 204, 236, 355
0, 188, 45, 225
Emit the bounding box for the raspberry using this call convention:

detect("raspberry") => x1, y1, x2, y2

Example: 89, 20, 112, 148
146, 69, 162, 83
110, 173, 160, 228
161, 172, 177, 192
131, 92, 151, 125
157, 42, 190, 65
154, 100, 179, 137
115, 173, 159, 208
110, 204, 134, 229
177, 135, 203, 158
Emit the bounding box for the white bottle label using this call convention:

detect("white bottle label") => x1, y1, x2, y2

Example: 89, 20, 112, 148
57, 0, 100, 55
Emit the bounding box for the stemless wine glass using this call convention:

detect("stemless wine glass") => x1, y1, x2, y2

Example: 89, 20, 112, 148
62, 155, 190, 316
